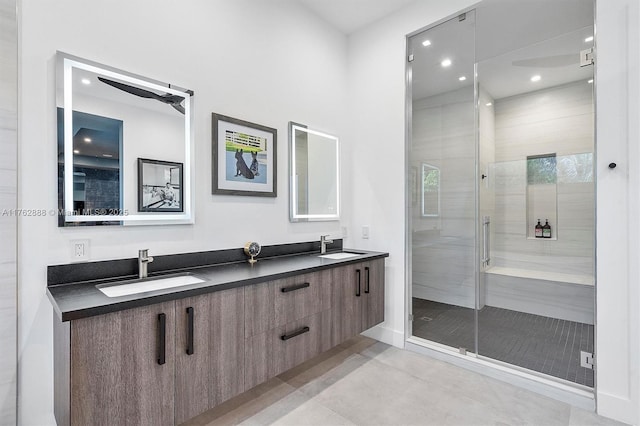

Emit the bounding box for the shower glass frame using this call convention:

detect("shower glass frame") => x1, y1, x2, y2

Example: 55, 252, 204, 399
404, 1, 597, 391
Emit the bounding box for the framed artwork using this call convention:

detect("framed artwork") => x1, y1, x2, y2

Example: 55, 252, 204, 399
212, 113, 277, 197
138, 158, 183, 212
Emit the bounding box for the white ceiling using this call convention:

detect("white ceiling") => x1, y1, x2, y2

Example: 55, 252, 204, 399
297, 0, 416, 34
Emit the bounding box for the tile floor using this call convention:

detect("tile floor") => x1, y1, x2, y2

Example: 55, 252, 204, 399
412, 299, 595, 387
183, 336, 624, 426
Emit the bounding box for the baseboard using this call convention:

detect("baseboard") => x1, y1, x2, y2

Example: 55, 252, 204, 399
596, 391, 637, 425
361, 324, 404, 348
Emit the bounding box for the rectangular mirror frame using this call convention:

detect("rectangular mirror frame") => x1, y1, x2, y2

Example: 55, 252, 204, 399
289, 122, 340, 222
57, 52, 194, 224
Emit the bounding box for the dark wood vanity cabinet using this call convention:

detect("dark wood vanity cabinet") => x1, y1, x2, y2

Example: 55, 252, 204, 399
54, 257, 385, 426
55, 301, 177, 426
331, 259, 385, 345
55, 289, 245, 426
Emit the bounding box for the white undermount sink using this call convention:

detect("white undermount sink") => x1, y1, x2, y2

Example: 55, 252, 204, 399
97, 274, 206, 298
318, 252, 361, 260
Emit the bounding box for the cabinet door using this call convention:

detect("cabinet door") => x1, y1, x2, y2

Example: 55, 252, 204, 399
362, 259, 385, 330
175, 295, 211, 424
331, 263, 365, 345
244, 280, 275, 390
175, 288, 245, 422
70, 302, 175, 426
209, 287, 245, 407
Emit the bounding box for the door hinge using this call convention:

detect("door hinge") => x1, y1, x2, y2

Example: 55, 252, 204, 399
580, 351, 594, 369
408, 54, 414, 63
580, 48, 594, 67
409, 314, 414, 321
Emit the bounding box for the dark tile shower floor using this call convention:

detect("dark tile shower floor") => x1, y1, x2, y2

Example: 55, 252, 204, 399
412, 298, 594, 387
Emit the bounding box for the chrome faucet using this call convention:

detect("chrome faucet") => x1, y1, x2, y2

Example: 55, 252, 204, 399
320, 235, 333, 254
138, 249, 154, 279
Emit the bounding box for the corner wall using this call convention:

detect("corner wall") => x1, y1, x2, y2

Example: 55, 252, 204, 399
18, 1, 349, 423
0, 0, 17, 423
595, 0, 640, 424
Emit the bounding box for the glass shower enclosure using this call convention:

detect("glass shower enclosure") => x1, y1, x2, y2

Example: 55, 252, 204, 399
407, 0, 595, 388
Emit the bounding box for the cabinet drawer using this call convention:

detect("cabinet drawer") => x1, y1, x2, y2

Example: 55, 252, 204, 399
273, 309, 332, 376
274, 270, 331, 327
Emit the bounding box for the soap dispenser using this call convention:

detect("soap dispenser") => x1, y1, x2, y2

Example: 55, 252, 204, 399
535, 219, 543, 238
543, 219, 551, 238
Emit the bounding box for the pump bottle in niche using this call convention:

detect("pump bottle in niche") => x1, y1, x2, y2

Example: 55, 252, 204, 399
535, 219, 543, 238
543, 219, 552, 238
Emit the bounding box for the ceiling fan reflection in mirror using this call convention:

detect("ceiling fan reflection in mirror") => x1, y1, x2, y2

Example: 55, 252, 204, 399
97, 76, 192, 115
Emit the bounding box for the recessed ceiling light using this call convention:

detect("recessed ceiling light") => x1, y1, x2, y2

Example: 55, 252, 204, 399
588, 79, 594, 84
84, 137, 92, 143
441, 58, 452, 67
585, 36, 594, 42
73, 149, 80, 154
102, 154, 113, 158
459, 76, 466, 81
485, 102, 492, 107
422, 39, 431, 47
81, 78, 91, 85
531, 75, 541, 82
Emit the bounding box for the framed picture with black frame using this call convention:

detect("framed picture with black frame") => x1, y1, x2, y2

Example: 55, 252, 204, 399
138, 158, 183, 212
212, 113, 277, 197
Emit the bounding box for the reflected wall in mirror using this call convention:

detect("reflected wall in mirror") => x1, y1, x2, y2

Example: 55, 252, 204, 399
56, 52, 194, 226
289, 122, 340, 222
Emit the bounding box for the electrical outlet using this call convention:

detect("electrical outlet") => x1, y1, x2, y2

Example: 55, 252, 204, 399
341, 226, 348, 239
362, 225, 370, 239
71, 239, 90, 262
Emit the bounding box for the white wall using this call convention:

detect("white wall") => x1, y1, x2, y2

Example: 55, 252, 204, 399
18, 0, 349, 424
0, 0, 17, 423
595, 0, 640, 424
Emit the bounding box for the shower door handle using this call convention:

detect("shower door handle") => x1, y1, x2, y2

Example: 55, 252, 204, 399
482, 216, 490, 266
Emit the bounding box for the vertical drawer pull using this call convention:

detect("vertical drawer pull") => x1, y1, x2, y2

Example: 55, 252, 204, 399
157, 313, 166, 365
186, 307, 194, 355
281, 282, 310, 293
280, 326, 310, 341
365, 266, 370, 294
356, 269, 361, 297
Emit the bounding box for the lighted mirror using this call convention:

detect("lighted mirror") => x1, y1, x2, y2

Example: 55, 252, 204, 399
289, 122, 340, 221
56, 52, 194, 226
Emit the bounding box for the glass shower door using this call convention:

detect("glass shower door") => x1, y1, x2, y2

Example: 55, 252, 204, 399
476, 3, 595, 387
408, 11, 478, 353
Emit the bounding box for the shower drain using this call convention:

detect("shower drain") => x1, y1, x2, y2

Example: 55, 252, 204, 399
420, 316, 432, 321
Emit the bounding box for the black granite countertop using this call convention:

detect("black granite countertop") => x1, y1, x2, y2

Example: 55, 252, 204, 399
47, 244, 388, 322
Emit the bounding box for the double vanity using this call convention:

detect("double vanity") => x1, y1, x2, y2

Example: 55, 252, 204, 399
47, 240, 388, 426
50, 52, 375, 426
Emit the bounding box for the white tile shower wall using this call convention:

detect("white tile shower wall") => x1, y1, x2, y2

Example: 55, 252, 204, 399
0, 0, 17, 423
492, 81, 594, 277
411, 87, 476, 309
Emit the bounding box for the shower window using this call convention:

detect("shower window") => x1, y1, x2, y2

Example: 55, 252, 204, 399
527, 154, 557, 184
527, 154, 557, 239
421, 164, 440, 217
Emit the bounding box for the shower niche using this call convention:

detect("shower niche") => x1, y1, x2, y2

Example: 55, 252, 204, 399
408, 0, 595, 388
